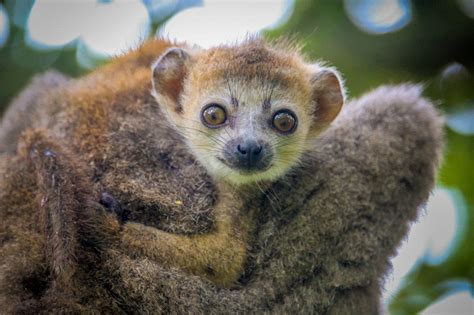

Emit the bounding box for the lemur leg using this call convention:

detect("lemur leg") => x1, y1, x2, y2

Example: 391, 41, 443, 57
18, 129, 120, 311
120, 189, 256, 287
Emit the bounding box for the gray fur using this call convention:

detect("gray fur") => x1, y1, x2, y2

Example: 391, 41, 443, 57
0, 71, 68, 154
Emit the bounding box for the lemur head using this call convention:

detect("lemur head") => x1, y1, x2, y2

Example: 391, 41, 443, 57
151, 39, 345, 185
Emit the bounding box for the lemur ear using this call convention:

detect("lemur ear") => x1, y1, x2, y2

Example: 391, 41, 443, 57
310, 68, 345, 126
152, 47, 190, 113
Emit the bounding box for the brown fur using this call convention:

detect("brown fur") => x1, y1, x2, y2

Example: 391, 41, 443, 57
0, 38, 443, 313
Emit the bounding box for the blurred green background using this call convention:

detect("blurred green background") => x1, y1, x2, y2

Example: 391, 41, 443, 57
0, 0, 472, 313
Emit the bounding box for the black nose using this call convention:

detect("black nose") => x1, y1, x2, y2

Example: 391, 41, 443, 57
222, 138, 273, 172
235, 140, 265, 170
237, 141, 262, 157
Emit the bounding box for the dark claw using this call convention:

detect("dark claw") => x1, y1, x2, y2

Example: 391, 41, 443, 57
100, 192, 124, 221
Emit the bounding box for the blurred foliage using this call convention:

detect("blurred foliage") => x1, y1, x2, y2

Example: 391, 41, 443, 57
0, 0, 84, 114
0, 0, 473, 313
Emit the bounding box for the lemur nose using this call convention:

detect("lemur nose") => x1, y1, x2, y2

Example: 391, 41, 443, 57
237, 142, 263, 157
236, 140, 264, 169
223, 138, 273, 172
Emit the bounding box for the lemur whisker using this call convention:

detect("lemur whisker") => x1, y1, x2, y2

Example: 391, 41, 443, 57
176, 125, 228, 146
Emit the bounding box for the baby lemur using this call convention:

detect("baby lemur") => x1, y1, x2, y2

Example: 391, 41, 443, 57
121, 39, 345, 287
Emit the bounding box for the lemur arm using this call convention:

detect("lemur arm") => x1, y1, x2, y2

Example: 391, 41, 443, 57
120, 193, 254, 287
110, 85, 444, 313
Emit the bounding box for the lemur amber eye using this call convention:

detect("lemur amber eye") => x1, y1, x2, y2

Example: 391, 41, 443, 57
272, 110, 297, 134
201, 104, 227, 128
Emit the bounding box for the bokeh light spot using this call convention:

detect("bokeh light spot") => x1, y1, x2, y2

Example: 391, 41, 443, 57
421, 290, 473, 315
344, 0, 412, 34
143, 0, 203, 22
0, 4, 10, 48
80, 0, 150, 57
26, 0, 150, 57
26, 0, 82, 49
160, 0, 293, 48
447, 107, 474, 135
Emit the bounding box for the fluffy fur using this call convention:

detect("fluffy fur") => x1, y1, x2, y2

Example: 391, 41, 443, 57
0, 38, 443, 314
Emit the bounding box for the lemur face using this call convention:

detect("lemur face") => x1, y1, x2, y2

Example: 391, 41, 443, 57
180, 78, 310, 185
152, 40, 344, 185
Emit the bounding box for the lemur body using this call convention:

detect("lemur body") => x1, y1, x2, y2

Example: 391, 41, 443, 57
0, 38, 344, 287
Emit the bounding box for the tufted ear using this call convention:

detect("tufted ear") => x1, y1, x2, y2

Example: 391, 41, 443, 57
151, 47, 190, 114
310, 68, 345, 126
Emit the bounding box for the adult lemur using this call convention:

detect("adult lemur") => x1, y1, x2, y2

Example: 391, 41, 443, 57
0, 38, 443, 314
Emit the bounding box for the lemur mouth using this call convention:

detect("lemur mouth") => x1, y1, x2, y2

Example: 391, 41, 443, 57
217, 157, 273, 174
